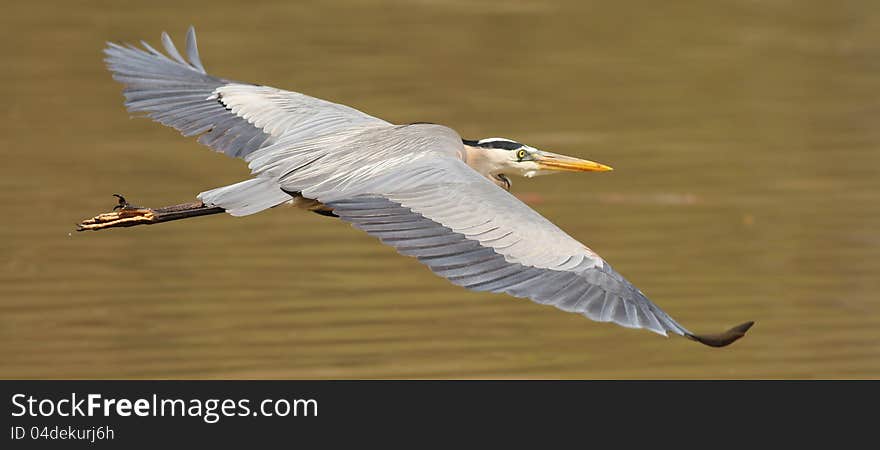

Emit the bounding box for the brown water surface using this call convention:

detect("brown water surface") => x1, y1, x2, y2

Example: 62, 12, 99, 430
1, 0, 879, 378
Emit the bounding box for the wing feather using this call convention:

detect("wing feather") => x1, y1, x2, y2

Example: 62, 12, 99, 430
104, 27, 388, 160
314, 158, 692, 337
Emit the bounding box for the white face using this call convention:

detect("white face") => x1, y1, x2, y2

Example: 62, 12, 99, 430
467, 137, 613, 185
475, 138, 549, 178
485, 145, 547, 178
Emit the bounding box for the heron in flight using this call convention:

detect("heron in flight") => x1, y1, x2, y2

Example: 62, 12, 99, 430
78, 27, 753, 347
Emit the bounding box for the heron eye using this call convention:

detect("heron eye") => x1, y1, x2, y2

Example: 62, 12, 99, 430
516, 149, 527, 160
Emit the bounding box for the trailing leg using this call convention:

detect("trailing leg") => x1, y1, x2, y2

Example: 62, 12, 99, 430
77, 194, 225, 231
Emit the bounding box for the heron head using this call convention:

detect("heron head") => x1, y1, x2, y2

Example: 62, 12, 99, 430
463, 137, 612, 189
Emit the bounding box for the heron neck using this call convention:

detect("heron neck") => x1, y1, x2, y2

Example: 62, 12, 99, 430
463, 144, 512, 190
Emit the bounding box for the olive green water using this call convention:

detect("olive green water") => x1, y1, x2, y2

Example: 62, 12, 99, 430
1, 0, 878, 378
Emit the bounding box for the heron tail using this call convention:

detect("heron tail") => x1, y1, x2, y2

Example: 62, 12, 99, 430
198, 178, 292, 217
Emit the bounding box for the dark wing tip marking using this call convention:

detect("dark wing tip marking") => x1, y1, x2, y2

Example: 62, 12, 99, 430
686, 321, 755, 348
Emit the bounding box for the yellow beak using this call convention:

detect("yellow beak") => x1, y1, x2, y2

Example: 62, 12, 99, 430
533, 151, 613, 172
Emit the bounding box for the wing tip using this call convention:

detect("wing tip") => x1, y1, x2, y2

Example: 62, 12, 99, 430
184, 25, 206, 73
102, 28, 207, 74
685, 321, 755, 348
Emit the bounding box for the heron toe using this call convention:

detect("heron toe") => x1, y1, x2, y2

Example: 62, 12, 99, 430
111, 193, 128, 210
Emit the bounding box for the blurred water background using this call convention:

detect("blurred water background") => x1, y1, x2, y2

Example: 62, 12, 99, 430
1, 0, 878, 378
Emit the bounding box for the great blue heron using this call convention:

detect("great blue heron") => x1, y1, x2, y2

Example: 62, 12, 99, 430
78, 27, 753, 347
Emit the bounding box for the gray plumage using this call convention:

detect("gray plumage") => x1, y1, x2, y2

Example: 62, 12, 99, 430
104, 27, 386, 160
103, 27, 700, 339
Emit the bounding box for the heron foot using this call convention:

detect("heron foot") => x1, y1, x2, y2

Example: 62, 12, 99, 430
78, 194, 157, 231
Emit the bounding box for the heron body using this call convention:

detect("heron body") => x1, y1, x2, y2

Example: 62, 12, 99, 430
79, 27, 753, 347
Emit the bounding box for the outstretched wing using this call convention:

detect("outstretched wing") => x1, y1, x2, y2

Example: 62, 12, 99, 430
325, 159, 692, 338
104, 27, 388, 159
